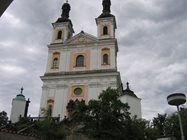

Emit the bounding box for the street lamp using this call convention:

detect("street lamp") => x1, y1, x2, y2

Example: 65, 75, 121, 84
167, 93, 186, 140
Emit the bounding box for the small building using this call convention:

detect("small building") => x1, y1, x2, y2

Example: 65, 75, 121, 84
120, 83, 142, 118
10, 88, 30, 123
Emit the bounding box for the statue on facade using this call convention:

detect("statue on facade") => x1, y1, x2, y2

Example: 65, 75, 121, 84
61, 1, 70, 19
102, 0, 111, 14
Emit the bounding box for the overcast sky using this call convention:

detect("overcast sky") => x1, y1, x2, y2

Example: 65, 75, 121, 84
0, 0, 187, 120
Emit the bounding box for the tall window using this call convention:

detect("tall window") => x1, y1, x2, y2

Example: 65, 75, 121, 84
57, 31, 62, 39
47, 99, 54, 117
103, 26, 108, 35
103, 54, 109, 64
101, 48, 110, 65
47, 105, 53, 117
76, 55, 84, 67
52, 52, 60, 69
52, 58, 59, 68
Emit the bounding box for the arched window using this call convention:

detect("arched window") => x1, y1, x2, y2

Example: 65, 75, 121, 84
103, 26, 108, 35
101, 48, 110, 65
47, 105, 53, 117
76, 55, 84, 67
57, 31, 62, 39
47, 99, 54, 117
103, 54, 109, 64
52, 58, 59, 68
52, 52, 60, 69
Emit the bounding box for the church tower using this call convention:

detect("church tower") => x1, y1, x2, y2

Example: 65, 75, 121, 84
39, 0, 122, 119
96, 0, 117, 39
51, 1, 74, 45
10, 88, 30, 123
120, 83, 142, 118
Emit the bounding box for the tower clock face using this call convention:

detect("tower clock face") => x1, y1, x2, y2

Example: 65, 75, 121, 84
74, 88, 82, 95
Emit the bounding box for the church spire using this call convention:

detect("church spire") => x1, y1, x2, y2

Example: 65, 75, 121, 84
98, 0, 114, 18
56, 1, 72, 24
96, 0, 116, 39
102, 0, 111, 14
20, 87, 24, 95
61, 1, 70, 20
122, 82, 138, 98
126, 82, 130, 90
52, 0, 74, 44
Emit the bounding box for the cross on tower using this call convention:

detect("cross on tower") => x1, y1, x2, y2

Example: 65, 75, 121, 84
20, 87, 24, 94
126, 82, 130, 89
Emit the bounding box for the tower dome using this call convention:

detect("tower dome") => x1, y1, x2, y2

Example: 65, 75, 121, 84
61, 2, 70, 19
56, 1, 72, 24
122, 82, 137, 98
14, 94, 25, 101
14, 87, 26, 101
98, 0, 114, 18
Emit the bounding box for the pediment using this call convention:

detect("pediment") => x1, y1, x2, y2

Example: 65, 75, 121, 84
66, 31, 98, 45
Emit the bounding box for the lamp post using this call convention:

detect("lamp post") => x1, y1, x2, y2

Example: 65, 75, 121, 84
167, 93, 186, 140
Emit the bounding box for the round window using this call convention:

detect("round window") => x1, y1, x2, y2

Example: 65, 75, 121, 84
74, 88, 82, 95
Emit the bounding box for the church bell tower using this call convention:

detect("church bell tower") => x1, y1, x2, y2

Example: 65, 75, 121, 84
10, 88, 30, 123
51, 1, 74, 44
96, 0, 117, 39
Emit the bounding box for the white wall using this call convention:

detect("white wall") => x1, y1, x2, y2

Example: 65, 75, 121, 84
46, 41, 117, 73
120, 95, 142, 119
10, 100, 26, 123
39, 73, 120, 119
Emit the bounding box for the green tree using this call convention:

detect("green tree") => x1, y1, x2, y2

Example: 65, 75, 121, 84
70, 87, 162, 140
165, 108, 187, 140
36, 119, 69, 140
123, 117, 157, 140
71, 87, 130, 140
0, 111, 8, 127
14, 117, 32, 131
151, 109, 187, 140
8, 117, 69, 139
152, 113, 167, 136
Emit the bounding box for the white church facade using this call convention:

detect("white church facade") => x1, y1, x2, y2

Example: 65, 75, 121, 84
39, 0, 142, 119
